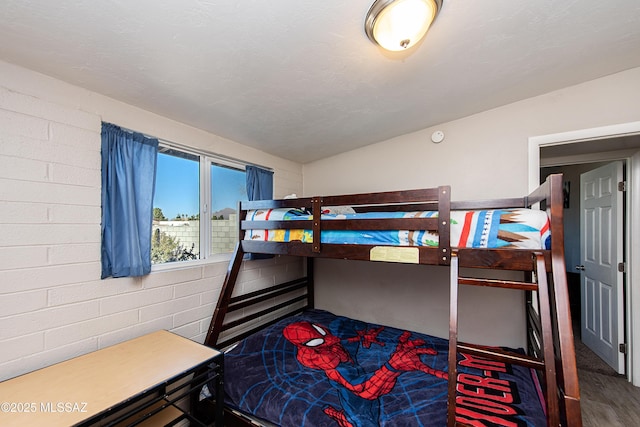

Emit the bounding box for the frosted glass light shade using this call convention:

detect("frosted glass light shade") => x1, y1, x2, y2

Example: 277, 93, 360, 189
365, 0, 442, 51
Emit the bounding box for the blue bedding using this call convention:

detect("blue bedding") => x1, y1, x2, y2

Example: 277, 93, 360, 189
223, 309, 547, 426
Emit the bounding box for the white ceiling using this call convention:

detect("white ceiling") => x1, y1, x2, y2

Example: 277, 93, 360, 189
1, 1, 640, 164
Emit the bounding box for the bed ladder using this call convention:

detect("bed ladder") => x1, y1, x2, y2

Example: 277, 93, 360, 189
447, 250, 560, 427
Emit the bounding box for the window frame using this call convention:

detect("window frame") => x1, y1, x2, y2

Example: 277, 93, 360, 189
151, 143, 254, 271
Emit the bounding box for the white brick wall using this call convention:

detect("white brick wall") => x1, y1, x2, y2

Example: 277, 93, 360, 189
0, 65, 304, 381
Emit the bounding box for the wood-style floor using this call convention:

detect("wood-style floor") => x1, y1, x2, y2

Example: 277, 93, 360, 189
579, 367, 640, 426
575, 333, 640, 427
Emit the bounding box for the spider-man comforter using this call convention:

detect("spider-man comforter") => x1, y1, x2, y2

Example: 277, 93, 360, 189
223, 309, 546, 427
244, 208, 551, 250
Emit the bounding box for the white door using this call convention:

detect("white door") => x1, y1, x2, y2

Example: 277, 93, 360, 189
579, 161, 625, 373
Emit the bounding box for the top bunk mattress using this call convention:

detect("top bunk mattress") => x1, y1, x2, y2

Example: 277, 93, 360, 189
244, 208, 551, 250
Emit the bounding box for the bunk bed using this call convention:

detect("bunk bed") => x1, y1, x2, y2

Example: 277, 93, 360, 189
200, 173, 581, 427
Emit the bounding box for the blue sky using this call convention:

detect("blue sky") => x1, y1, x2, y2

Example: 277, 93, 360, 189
153, 153, 247, 219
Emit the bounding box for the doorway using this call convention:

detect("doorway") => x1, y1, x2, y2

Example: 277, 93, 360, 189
541, 161, 626, 375
529, 122, 640, 385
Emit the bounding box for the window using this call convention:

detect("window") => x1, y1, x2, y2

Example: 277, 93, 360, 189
210, 163, 247, 256
152, 146, 248, 265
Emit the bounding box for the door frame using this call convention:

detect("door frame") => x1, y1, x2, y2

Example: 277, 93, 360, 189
528, 121, 640, 385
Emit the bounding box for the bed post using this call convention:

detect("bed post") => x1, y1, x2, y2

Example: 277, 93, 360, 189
306, 257, 315, 309
548, 174, 582, 424
438, 185, 451, 265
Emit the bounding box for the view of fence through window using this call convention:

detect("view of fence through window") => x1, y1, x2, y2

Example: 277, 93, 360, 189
152, 148, 247, 264
210, 162, 247, 255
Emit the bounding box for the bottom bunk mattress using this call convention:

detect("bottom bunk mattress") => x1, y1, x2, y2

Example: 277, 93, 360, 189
222, 309, 546, 427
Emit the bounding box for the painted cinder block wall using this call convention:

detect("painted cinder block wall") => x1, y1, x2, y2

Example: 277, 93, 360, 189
0, 60, 303, 381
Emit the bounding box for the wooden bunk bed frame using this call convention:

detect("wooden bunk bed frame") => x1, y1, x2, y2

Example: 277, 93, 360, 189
202, 173, 581, 427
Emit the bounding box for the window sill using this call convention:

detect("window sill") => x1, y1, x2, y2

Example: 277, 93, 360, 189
150, 253, 233, 273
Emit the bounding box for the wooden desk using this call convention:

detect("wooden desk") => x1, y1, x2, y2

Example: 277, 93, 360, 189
0, 330, 223, 426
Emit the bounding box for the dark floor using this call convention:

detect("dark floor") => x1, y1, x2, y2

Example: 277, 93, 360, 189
573, 324, 640, 426
579, 367, 640, 426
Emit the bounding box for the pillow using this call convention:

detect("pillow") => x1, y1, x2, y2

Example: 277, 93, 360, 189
321, 206, 356, 215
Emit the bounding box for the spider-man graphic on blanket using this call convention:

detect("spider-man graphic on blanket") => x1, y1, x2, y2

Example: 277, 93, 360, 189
284, 319, 447, 426
222, 310, 547, 426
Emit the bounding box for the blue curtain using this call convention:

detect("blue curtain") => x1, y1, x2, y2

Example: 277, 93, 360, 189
101, 123, 159, 278
246, 165, 274, 201
246, 165, 274, 260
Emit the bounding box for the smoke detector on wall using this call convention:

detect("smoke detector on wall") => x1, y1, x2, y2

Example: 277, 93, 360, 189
431, 130, 445, 143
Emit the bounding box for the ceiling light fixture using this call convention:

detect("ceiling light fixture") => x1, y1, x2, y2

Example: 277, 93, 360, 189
365, 0, 443, 52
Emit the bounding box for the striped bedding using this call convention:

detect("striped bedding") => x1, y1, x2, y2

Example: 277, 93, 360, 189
244, 208, 551, 250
